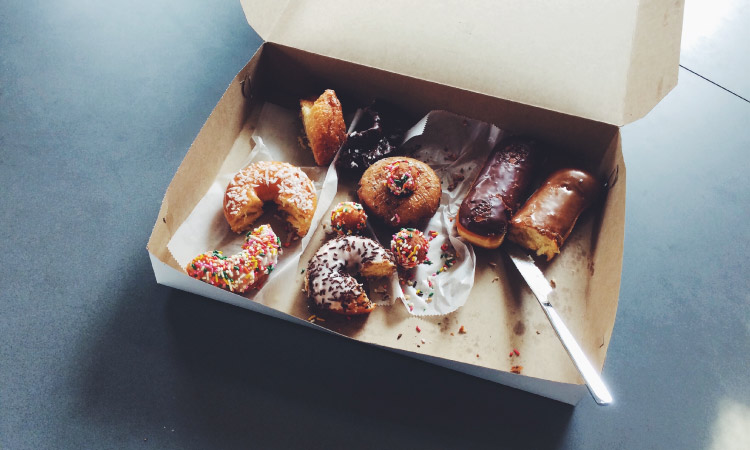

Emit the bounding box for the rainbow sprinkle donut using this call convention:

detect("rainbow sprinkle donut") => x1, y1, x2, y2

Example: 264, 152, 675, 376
186, 224, 281, 293
390, 228, 430, 269
330, 201, 368, 236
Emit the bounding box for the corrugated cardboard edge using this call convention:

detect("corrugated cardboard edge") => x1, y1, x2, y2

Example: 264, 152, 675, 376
622, 0, 685, 123
149, 253, 586, 405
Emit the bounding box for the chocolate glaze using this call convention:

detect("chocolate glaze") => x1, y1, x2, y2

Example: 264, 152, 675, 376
511, 168, 601, 245
335, 102, 410, 179
458, 137, 543, 237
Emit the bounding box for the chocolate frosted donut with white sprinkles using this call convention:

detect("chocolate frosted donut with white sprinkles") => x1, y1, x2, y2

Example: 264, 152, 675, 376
305, 236, 396, 315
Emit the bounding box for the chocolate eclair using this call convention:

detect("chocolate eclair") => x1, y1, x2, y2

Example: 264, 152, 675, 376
456, 137, 544, 248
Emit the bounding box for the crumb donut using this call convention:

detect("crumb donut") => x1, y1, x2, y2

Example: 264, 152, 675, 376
330, 201, 368, 236
390, 228, 430, 269
300, 89, 347, 166
305, 236, 396, 315
224, 161, 317, 237
357, 157, 441, 228
186, 224, 281, 293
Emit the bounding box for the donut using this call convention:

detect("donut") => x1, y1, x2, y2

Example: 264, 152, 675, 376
509, 168, 602, 260
330, 201, 367, 236
300, 89, 347, 166
390, 228, 430, 269
457, 137, 543, 249
335, 106, 399, 179
224, 161, 317, 237
186, 224, 281, 293
357, 157, 441, 228
305, 236, 396, 315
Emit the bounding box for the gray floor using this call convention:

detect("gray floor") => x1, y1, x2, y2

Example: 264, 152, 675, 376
1, 1, 748, 449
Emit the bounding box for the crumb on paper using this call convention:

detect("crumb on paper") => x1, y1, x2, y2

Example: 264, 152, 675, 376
550, 279, 556, 288
420, 339, 426, 344
458, 325, 466, 334
450, 332, 454, 336
511, 365, 523, 374
488, 261, 497, 267
397, 333, 402, 340
536, 330, 540, 335
476, 354, 480, 358
307, 315, 316, 321
492, 276, 500, 283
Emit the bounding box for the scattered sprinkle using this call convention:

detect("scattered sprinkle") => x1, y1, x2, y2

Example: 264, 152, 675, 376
513, 348, 520, 356
416, 325, 421, 333
458, 326, 466, 334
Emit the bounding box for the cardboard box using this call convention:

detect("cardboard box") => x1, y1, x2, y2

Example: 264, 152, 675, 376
147, 0, 684, 404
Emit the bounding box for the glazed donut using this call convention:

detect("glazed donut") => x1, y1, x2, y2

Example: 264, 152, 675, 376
509, 168, 601, 260
390, 228, 430, 269
300, 89, 347, 166
457, 137, 543, 249
186, 224, 281, 293
357, 157, 441, 228
224, 161, 317, 237
330, 201, 367, 236
305, 236, 396, 315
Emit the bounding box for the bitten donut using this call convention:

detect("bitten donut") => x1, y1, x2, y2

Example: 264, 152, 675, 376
457, 137, 543, 248
186, 224, 281, 293
300, 89, 347, 166
305, 236, 396, 315
509, 168, 602, 260
224, 161, 317, 237
357, 157, 441, 228
330, 201, 367, 236
390, 228, 430, 269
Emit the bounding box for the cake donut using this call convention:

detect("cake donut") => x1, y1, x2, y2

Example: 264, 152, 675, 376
224, 161, 317, 237
305, 236, 396, 315
186, 224, 281, 293
330, 201, 367, 236
357, 157, 441, 228
390, 228, 430, 269
457, 137, 543, 249
509, 168, 602, 260
300, 89, 347, 166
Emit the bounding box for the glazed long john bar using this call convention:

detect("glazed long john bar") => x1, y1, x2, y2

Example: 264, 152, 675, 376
504, 243, 613, 405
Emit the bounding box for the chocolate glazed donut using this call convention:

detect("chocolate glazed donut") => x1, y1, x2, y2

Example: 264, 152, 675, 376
456, 137, 544, 249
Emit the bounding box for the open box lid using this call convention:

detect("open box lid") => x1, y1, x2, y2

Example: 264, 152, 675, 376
240, 0, 683, 126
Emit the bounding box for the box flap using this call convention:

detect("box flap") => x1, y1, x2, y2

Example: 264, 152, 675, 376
240, 0, 683, 126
